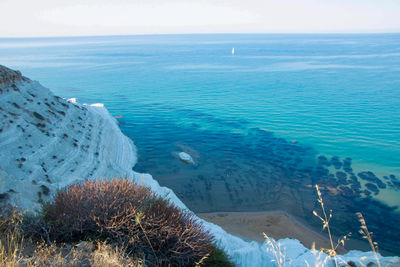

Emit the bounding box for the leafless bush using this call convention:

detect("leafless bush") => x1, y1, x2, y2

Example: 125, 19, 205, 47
43, 178, 213, 266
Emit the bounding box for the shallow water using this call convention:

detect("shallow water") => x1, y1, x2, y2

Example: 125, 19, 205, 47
1, 34, 399, 254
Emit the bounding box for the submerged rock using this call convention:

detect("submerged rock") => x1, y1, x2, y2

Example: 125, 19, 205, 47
331, 156, 342, 169
336, 171, 347, 180
365, 183, 379, 195
350, 181, 362, 191
178, 152, 195, 165
314, 166, 329, 179
339, 186, 355, 198
336, 171, 348, 185
390, 180, 400, 190
363, 189, 372, 196
343, 157, 353, 173
358, 171, 386, 189
317, 155, 331, 166
378, 181, 387, 189
358, 171, 378, 182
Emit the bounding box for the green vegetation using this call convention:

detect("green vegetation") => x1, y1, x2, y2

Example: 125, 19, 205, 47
203, 245, 235, 267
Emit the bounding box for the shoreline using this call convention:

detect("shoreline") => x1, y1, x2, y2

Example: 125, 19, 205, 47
197, 210, 349, 254
198, 210, 398, 256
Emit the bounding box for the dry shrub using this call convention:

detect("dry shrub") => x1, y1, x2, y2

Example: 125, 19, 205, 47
43, 178, 213, 266
0, 206, 25, 267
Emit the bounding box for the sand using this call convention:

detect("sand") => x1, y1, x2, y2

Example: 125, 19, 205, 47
197, 210, 348, 254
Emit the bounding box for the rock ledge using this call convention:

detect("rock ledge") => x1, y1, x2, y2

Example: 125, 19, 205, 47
0, 65, 28, 85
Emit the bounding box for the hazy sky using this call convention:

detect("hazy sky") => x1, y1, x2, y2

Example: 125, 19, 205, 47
0, 0, 399, 37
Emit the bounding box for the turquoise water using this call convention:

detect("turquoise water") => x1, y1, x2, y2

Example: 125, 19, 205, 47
1, 34, 400, 253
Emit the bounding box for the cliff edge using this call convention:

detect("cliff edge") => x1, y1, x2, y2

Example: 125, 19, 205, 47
0, 65, 137, 210
0, 65, 29, 85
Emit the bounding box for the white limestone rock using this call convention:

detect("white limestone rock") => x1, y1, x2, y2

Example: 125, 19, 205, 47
178, 151, 195, 165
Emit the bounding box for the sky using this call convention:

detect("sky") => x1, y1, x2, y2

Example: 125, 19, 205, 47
0, 0, 399, 37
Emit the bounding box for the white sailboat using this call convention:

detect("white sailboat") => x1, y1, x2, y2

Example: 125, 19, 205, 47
232, 47, 235, 55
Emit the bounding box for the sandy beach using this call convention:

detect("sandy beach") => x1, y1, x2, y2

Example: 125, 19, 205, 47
197, 210, 348, 254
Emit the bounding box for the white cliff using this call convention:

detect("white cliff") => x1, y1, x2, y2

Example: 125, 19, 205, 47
0, 65, 137, 210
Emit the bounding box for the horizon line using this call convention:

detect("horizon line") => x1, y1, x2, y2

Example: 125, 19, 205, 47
1, 31, 400, 39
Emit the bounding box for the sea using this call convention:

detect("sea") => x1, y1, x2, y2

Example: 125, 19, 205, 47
1, 34, 399, 254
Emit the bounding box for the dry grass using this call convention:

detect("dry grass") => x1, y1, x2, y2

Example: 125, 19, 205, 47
263, 233, 289, 267
262, 184, 384, 267
91, 241, 144, 267
0, 206, 25, 267
0, 229, 24, 267
312, 185, 351, 267
357, 212, 381, 267
23, 241, 144, 267
0, 213, 145, 267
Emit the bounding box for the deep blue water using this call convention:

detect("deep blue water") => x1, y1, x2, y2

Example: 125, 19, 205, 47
1, 34, 400, 253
